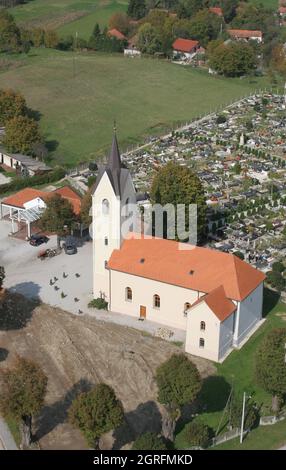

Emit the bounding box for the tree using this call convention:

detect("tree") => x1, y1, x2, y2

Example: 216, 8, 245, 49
266, 270, 285, 292
0, 266, 5, 290
176, 0, 203, 19
0, 89, 27, 126
137, 23, 162, 54
0, 356, 47, 448
132, 432, 167, 450
255, 328, 286, 413
150, 162, 206, 242
109, 12, 130, 36
4, 115, 43, 154
182, 420, 211, 448
127, 0, 147, 20
81, 188, 92, 227
156, 354, 201, 441
208, 42, 257, 77
272, 261, 285, 273
221, 0, 239, 23
44, 29, 59, 48
271, 44, 286, 78
69, 384, 124, 448
187, 10, 222, 47
0, 9, 22, 53
40, 194, 75, 246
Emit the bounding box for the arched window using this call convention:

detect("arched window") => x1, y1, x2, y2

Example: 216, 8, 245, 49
153, 294, 160, 309
126, 287, 132, 301
184, 302, 191, 316
200, 321, 206, 331
199, 338, 205, 348
102, 199, 109, 215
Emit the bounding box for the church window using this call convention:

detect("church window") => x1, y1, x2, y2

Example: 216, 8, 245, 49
126, 287, 132, 301
153, 294, 160, 309
104, 260, 108, 269
104, 237, 108, 246
199, 338, 205, 348
184, 302, 191, 316
102, 199, 109, 215
200, 321, 206, 331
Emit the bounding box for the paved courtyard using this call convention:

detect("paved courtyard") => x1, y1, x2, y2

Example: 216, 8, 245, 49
0, 220, 186, 342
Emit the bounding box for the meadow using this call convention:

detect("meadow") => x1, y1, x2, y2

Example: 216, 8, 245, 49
9, 0, 128, 39
0, 48, 271, 166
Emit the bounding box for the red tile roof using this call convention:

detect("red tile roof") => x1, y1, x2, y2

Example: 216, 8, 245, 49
209, 7, 223, 17
190, 285, 236, 322
228, 29, 262, 39
2, 186, 82, 215
172, 38, 199, 53
108, 234, 265, 302
52, 186, 82, 215
2, 188, 47, 208
108, 29, 126, 41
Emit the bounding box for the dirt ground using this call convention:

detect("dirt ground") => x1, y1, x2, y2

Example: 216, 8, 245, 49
0, 293, 215, 450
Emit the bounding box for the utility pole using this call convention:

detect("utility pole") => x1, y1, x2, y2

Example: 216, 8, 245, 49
240, 392, 247, 444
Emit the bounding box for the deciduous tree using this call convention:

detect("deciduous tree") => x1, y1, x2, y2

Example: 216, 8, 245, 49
0, 356, 47, 448
69, 384, 124, 449
4, 115, 43, 154
0, 88, 27, 126
156, 354, 201, 441
255, 328, 286, 413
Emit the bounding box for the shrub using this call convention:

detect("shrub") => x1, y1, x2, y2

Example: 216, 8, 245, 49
216, 115, 227, 124
88, 298, 108, 310
183, 421, 211, 449
132, 432, 167, 450
0, 167, 66, 195
272, 262, 285, 273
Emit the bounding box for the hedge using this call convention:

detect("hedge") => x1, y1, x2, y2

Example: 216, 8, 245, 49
0, 167, 66, 195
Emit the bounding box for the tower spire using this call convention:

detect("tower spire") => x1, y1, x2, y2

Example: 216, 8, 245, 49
107, 123, 121, 170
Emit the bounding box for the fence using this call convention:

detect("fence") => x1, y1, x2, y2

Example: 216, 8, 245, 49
210, 428, 248, 447
260, 413, 286, 426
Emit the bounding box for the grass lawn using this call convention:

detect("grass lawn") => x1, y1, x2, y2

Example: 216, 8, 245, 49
211, 418, 286, 450
9, 0, 127, 39
175, 289, 286, 450
0, 48, 273, 167
250, 0, 278, 9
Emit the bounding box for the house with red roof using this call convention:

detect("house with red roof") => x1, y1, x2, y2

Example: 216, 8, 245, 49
0, 186, 82, 238
209, 6, 223, 17
91, 132, 265, 362
107, 28, 127, 41
172, 38, 200, 60
228, 29, 263, 43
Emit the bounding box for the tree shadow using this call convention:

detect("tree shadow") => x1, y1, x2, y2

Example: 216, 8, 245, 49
0, 284, 40, 330
263, 287, 280, 318
46, 140, 59, 152
35, 378, 92, 441
197, 375, 231, 413
27, 108, 42, 122
112, 401, 162, 450
0, 348, 8, 362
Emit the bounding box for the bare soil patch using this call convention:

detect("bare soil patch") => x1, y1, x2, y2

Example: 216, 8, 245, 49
0, 294, 215, 449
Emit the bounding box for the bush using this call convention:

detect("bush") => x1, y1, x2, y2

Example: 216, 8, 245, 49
183, 421, 211, 449
0, 167, 66, 195
272, 262, 285, 273
216, 115, 227, 124
88, 298, 108, 310
132, 432, 167, 450
88, 162, 98, 172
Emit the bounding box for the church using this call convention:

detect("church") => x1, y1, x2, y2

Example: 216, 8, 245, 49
92, 132, 265, 362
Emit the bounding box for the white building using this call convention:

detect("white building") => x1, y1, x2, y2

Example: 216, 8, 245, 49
227, 29, 263, 43
92, 133, 265, 362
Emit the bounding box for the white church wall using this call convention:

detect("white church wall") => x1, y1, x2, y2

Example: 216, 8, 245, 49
234, 282, 263, 346
185, 302, 221, 362
109, 269, 199, 330
218, 312, 235, 360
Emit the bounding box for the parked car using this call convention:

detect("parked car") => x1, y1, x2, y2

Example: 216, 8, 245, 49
29, 234, 49, 246
63, 238, 77, 255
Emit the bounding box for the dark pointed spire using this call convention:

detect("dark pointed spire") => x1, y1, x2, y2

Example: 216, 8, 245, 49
107, 122, 121, 171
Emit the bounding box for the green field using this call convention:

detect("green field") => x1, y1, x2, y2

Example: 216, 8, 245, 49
175, 289, 286, 450
0, 48, 271, 166
250, 0, 278, 9
8, 0, 128, 39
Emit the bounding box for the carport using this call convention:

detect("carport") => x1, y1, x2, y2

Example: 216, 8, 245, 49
0, 201, 43, 238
